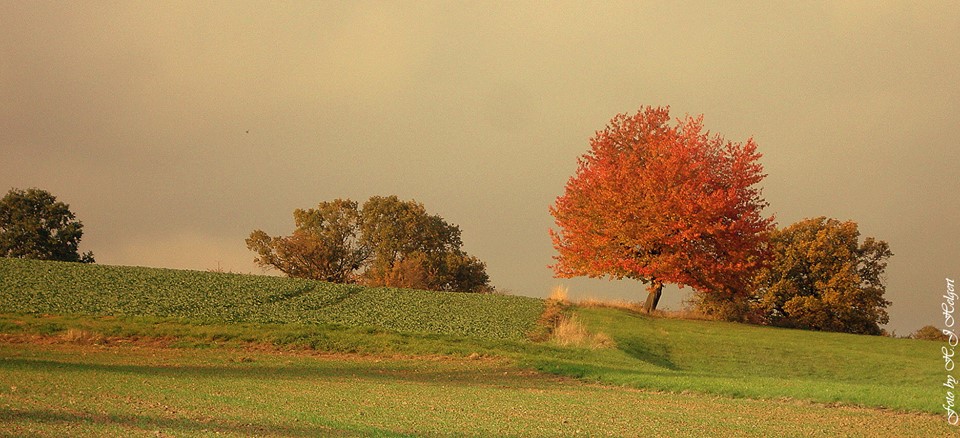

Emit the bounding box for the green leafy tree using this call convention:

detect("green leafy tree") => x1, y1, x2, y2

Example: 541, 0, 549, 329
247, 196, 490, 292
0, 188, 94, 263
745, 217, 892, 335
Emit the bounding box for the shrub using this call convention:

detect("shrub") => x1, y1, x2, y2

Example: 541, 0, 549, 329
911, 325, 948, 342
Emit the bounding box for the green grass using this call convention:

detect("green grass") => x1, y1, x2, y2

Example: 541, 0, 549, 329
525, 307, 944, 413
0, 342, 951, 437
0, 257, 953, 432
0, 312, 531, 358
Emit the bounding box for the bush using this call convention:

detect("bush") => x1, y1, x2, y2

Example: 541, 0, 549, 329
911, 325, 948, 342
712, 217, 894, 335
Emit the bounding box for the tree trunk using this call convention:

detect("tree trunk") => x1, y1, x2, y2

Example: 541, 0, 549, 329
642, 280, 663, 313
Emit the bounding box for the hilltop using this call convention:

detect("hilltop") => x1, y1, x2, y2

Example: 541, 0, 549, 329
0, 257, 948, 434
0, 258, 542, 341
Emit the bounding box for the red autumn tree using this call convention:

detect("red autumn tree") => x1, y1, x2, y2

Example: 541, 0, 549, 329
549, 106, 775, 312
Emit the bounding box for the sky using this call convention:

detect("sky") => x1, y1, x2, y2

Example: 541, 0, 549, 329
2, 1, 957, 335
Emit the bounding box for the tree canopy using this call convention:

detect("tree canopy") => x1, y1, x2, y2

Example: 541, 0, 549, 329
246, 199, 367, 283
0, 188, 94, 263
247, 196, 490, 293
746, 217, 892, 335
549, 106, 774, 312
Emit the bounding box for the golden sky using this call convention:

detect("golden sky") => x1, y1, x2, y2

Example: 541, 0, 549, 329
2, 1, 958, 334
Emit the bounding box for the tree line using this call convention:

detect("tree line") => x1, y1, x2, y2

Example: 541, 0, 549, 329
246, 196, 490, 293
0, 188, 490, 293
3, 105, 899, 335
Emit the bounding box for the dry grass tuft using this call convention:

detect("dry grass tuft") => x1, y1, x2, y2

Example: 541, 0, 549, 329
531, 288, 615, 348
552, 314, 587, 346
553, 315, 615, 349
60, 329, 106, 345
548, 284, 570, 303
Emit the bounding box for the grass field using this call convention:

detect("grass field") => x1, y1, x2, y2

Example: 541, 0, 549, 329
0, 342, 951, 437
0, 258, 954, 435
527, 307, 944, 413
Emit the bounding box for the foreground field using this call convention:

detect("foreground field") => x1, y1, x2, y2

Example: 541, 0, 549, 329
0, 258, 952, 434
529, 307, 943, 414
0, 342, 950, 437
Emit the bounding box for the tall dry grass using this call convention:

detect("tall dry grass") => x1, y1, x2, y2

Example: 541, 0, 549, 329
542, 285, 616, 348
548, 284, 569, 302
552, 314, 615, 349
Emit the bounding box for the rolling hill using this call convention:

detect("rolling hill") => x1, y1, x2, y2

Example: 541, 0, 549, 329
0, 257, 947, 427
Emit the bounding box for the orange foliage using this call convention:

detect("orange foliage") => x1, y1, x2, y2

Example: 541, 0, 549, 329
549, 106, 774, 308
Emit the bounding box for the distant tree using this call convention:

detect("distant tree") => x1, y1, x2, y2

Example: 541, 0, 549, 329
0, 188, 94, 263
911, 325, 948, 342
246, 199, 369, 283
247, 196, 491, 292
746, 217, 892, 335
360, 196, 489, 292
549, 106, 774, 312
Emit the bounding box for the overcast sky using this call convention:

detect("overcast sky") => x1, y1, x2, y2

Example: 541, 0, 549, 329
2, 1, 957, 334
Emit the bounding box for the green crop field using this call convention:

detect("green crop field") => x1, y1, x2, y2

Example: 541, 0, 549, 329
0, 258, 953, 436
0, 258, 542, 340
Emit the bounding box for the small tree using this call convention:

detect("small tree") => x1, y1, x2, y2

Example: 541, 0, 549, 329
550, 106, 773, 312
0, 188, 94, 263
246, 199, 368, 283
747, 217, 892, 335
